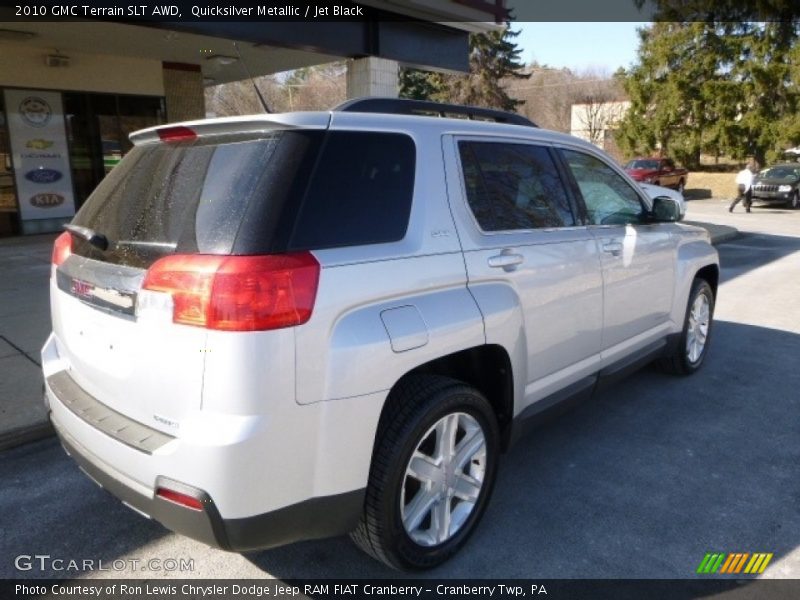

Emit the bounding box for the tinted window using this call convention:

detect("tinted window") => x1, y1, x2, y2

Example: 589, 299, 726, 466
70, 130, 416, 268
288, 132, 415, 250
73, 134, 288, 268
458, 141, 575, 231
563, 149, 644, 226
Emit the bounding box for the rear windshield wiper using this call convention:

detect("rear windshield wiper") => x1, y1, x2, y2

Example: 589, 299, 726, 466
64, 224, 110, 251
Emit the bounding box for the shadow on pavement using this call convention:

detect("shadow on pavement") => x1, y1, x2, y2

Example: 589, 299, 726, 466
718, 231, 800, 286
244, 320, 799, 579
0, 437, 167, 579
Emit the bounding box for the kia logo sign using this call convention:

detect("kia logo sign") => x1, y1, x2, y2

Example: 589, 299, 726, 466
29, 193, 65, 208
25, 168, 62, 184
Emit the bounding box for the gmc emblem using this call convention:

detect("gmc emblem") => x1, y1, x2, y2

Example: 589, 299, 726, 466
70, 279, 93, 298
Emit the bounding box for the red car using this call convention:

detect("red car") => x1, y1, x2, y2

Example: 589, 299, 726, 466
624, 157, 688, 193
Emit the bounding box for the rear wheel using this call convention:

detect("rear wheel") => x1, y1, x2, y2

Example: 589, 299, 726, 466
658, 279, 714, 375
677, 179, 686, 194
351, 375, 499, 570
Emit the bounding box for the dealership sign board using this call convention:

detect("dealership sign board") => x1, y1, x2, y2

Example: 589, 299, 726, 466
4, 89, 75, 220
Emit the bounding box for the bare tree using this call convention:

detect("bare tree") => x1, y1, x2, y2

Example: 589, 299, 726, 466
205, 62, 347, 117
504, 66, 625, 135
504, 65, 578, 131
571, 71, 627, 145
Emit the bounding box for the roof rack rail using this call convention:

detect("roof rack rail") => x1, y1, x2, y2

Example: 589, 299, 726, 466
333, 97, 537, 127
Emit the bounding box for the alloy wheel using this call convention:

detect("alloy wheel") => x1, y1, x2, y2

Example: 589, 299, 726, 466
686, 293, 710, 363
400, 412, 487, 547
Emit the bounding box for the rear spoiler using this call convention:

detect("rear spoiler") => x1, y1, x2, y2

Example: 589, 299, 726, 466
129, 112, 331, 145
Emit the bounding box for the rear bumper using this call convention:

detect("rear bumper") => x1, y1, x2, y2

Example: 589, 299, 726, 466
52, 415, 364, 552
42, 326, 373, 552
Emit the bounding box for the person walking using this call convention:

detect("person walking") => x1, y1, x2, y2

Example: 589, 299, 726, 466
729, 161, 757, 213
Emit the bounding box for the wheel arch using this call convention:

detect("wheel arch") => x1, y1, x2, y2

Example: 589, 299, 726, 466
695, 263, 719, 298
377, 345, 515, 452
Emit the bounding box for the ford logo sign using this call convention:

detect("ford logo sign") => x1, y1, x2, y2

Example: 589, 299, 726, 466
25, 168, 62, 184
29, 193, 65, 208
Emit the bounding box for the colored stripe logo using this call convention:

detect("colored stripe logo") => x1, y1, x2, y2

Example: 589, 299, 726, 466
696, 552, 773, 574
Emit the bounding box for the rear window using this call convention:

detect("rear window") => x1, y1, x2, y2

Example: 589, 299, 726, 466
71, 130, 416, 269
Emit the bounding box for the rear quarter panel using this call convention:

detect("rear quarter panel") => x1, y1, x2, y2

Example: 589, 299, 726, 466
294, 117, 486, 405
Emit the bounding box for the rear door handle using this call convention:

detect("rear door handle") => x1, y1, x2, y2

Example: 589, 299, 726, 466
602, 241, 623, 257
488, 251, 524, 271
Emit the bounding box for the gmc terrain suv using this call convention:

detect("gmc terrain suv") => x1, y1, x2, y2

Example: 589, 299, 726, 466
43, 98, 719, 570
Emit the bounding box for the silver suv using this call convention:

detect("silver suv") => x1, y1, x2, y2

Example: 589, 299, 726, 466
43, 98, 718, 570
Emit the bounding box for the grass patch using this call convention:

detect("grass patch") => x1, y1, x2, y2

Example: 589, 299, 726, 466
686, 172, 738, 200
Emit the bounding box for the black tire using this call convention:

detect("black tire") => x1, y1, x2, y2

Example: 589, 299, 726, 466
351, 374, 500, 570
658, 278, 715, 375
789, 191, 799, 210
677, 179, 686, 194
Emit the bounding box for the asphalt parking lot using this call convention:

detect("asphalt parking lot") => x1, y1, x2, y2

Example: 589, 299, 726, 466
1, 198, 798, 580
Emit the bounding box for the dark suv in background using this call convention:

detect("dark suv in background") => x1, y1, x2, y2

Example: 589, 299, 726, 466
751, 163, 800, 209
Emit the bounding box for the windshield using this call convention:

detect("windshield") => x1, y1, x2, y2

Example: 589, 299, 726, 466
759, 166, 800, 180
626, 159, 660, 170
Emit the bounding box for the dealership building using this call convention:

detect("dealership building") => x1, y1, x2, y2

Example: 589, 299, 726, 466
0, 2, 501, 236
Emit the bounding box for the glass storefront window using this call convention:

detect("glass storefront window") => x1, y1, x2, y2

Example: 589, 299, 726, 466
0, 92, 18, 235
64, 92, 165, 210
1, 89, 164, 235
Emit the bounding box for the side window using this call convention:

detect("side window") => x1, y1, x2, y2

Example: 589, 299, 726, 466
561, 149, 645, 226
458, 141, 575, 231
289, 131, 416, 250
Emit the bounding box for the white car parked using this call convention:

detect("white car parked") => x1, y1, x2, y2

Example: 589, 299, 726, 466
639, 181, 687, 219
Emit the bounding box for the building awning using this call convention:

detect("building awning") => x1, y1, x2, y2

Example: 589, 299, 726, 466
0, 1, 505, 82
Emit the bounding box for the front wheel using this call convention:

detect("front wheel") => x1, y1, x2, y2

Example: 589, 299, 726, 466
658, 279, 715, 375
351, 375, 499, 570
790, 191, 799, 210
677, 179, 686, 194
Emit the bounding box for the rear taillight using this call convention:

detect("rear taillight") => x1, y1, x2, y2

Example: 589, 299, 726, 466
141, 252, 320, 331
156, 487, 204, 511
52, 231, 72, 266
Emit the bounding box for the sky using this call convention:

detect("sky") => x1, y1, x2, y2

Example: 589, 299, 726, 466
512, 22, 650, 75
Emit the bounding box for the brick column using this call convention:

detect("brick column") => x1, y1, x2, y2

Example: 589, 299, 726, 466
346, 57, 399, 99
162, 62, 205, 122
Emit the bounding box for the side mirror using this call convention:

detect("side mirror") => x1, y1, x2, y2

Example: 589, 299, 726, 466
651, 196, 681, 222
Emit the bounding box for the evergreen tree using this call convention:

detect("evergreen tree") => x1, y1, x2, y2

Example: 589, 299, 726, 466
728, 22, 799, 164
398, 68, 441, 101
615, 22, 733, 168
399, 26, 529, 111
449, 27, 530, 111
616, 16, 799, 165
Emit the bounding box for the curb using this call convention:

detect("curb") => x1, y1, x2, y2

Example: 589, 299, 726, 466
683, 220, 739, 246
0, 421, 54, 452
